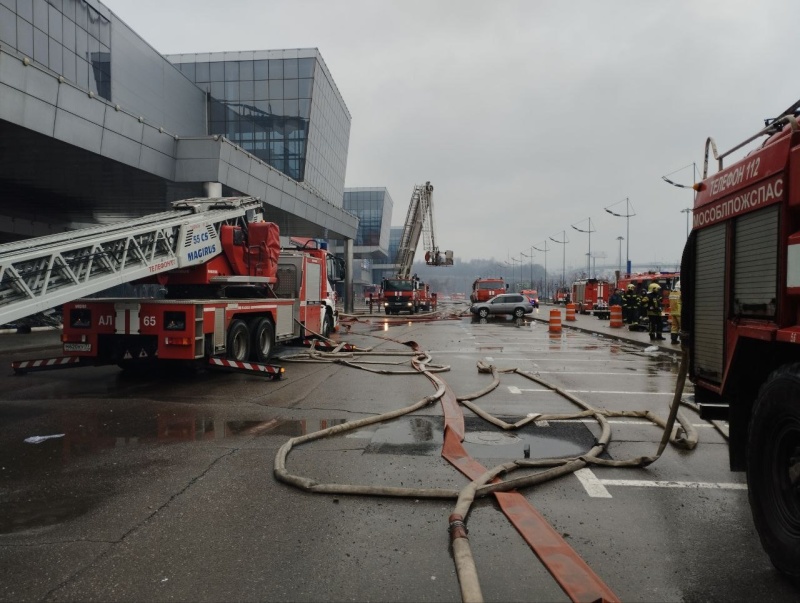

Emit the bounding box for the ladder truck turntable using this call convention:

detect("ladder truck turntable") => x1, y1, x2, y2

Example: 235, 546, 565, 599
381, 181, 453, 315
681, 100, 800, 578
3, 196, 343, 376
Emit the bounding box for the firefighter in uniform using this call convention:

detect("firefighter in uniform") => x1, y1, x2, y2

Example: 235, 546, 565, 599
646, 282, 665, 341
623, 284, 638, 324
669, 281, 682, 344
638, 286, 649, 326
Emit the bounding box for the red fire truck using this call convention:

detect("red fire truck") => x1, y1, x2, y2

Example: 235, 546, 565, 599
418, 281, 438, 312
380, 276, 421, 314
571, 278, 612, 318
470, 277, 506, 304
680, 100, 800, 577
10, 197, 344, 375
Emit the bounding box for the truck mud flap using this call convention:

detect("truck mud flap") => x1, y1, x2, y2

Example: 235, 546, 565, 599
208, 357, 285, 379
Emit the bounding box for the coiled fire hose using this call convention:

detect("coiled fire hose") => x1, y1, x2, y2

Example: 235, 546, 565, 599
274, 331, 693, 603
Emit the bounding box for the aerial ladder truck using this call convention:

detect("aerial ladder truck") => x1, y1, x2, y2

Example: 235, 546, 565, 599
380, 182, 453, 314
2, 197, 343, 376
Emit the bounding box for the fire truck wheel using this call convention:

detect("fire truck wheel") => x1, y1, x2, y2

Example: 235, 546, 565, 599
478, 308, 490, 318
513, 307, 525, 318
321, 312, 333, 338
747, 364, 800, 579
226, 319, 251, 362
251, 318, 275, 363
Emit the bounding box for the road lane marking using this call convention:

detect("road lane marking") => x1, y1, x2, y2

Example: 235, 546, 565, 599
575, 468, 612, 498
575, 468, 746, 498
508, 386, 676, 396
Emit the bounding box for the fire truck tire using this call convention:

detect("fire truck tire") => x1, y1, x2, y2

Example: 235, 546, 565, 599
321, 312, 333, 339
478, 308, 490, 318
513, 307, 525, 318
747, 364, 800, 579
251, 318, 275, 363
226, 319, 250, 362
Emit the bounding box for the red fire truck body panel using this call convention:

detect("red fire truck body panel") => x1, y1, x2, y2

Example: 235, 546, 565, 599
470, 278, 506, 303
571, 279, 611, 316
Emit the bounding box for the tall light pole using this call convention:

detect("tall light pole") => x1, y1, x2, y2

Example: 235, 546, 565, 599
616, 236, 624, 276
571, 218, 595, 277
522, 249, 535, 289
604, 198, 635, 276
681, 207, 692, 238
532, 240, 549, 300
549, 231, 568, 296
510, 257, 522, 290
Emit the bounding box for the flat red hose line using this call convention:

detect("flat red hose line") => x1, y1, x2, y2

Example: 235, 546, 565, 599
437, 378, 619, 603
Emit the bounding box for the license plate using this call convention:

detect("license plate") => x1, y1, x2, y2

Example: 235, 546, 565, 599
64, 343, 91, 352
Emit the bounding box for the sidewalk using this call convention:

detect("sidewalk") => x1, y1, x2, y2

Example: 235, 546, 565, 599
532, 304, 679, 351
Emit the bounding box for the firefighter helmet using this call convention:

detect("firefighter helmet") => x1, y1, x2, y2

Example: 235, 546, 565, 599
648, 282, 661, 293
627, 284, 635, 291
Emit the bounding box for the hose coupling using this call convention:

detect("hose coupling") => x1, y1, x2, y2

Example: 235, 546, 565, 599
448, 514, 468, 539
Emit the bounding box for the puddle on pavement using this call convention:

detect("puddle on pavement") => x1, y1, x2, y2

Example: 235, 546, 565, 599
362, 416, 606, 460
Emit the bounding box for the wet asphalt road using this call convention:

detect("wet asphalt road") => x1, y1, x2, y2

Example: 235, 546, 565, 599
0, 309, 799, 602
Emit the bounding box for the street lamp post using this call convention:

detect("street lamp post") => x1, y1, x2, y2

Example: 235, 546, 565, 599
532, 241, 549, 301
522, 249, 535, 290
616, 236, 624, 276
681, 207, 692, 238
549, 231, 568, 298
604, 198, 635, 276
571, 218, 595, 278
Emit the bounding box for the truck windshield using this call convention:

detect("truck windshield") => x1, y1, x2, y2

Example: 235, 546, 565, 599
478, 282, 503, 289
384, 280, 413, 292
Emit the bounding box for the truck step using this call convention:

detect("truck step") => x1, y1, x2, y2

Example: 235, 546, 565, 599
697, 402, 729, 421
208, 357, 284, 379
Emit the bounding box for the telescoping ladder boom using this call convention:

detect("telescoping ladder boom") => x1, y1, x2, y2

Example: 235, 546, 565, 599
0, 197, 264, 326
394, 182, 452, 278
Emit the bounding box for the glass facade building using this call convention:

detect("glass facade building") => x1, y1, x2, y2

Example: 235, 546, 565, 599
337, 188, 395, 287
167, 50, 351, 208
0, 1, 357, 245
0, 0, 112, 100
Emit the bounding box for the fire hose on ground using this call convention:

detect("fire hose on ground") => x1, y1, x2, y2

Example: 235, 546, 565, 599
273, 330, 693, 603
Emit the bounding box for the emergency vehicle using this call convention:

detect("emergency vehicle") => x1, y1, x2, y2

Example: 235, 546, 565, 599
418, 282, 437, 312
381, 181, 452, 314
470, 277, 506, 304
570, 278, 612, 318
5, 197, 343, 375
520, 289, 539, 308
680, 100, 800, 577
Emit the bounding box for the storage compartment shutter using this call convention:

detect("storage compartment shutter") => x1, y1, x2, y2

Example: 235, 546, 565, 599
694, 223, 726, 383
733, 205, 778, 317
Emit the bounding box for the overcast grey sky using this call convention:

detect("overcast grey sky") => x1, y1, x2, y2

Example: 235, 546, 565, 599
103, 0, 800, 271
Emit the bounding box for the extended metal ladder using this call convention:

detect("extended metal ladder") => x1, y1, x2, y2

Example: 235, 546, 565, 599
0, 197, 262, 326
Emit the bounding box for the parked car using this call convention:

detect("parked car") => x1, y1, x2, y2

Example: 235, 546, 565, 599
470, 294, 534, 319
520, 289, 539, 308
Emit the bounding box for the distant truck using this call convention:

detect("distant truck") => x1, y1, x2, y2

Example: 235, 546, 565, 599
381, 276, 421, 314
470, 277, 506, 304
571, 278, 612, 318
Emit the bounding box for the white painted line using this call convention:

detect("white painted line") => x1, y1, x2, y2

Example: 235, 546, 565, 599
599, 479, 747, 490
575, 468, 747, 498
485, 356, 494, 361
574, 469, 612, 498
516, 388, 677, 396
508, 386, 522, 394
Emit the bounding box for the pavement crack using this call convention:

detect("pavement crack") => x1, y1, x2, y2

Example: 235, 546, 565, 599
40, 447, 238, 601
